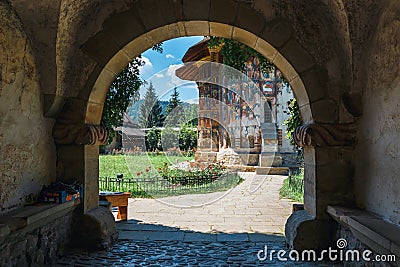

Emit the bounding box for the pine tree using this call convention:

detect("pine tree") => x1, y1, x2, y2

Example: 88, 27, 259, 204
165, 87, 183, 127
139, 82, 165, 128
166, 87, 182, 115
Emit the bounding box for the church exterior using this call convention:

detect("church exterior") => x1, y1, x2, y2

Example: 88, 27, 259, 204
176, 38, 295, 168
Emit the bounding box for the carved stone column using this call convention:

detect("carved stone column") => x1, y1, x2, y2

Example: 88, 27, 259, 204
53, 122, 108, 212
53, 123, 109, 146
53, 122, 117, 249
285, 123, 357, 251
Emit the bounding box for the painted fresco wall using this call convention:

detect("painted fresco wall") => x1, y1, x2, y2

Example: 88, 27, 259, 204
197, 56, 294, 156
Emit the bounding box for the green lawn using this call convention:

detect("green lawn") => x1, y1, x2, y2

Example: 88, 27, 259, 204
99, 154, 193, 178
279, 171, 304, 203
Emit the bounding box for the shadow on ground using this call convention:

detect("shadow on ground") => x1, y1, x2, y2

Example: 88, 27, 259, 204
117, 218, 285, 243
55, 218, 341, 266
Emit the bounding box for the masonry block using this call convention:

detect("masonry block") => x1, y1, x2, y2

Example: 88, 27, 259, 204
289, 76, 309, 108
311, 99, 338, 123
183, 0, 210, 20
261, 19, 293, 49
300, 65, 329, 103
185, 21, 210, 36
81, 31, 122, 67
210, 22, 233, 39
102, 10, 146, 47
210, 0, 238, 24
254, 39, 278, 64
280, 38, 315, 73
235, 3, 266, 35
232, 27, 258, 48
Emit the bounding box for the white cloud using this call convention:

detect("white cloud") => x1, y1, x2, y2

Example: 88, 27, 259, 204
166, 54, 175, 59
166, 64, 185, 87
141, 64, 199, 101
186, 98, 199, 104
182, 84, 198, 90
138, 56, 153, 78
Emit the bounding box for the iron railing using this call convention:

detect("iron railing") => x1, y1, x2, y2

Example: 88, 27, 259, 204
99, 172, 241, 197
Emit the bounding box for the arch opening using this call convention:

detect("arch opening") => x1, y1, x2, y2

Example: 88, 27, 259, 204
86, 26, 311, 233
84, 22, 313, 126
66, 12, 346, 252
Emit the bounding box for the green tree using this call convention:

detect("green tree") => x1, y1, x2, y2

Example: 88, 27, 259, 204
166, 87, 182, 115
139, 82, 165, 128
208, 37, 275, 75
101, 43, 163, 141
101, 58, 143, 134
179, 126, 197, 151
165, 87, 183, 126
161, 127, 179, 150
145, 127, 161, 151
284, 98, 303, 157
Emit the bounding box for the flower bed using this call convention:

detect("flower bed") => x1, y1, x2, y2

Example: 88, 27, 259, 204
159, 162, 227, 186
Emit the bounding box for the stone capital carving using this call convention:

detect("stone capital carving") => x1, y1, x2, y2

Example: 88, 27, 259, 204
294, 123, 357, 147
53, 123, 109, 145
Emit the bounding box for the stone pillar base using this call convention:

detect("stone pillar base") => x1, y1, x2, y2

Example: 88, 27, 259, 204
76, 206, 118, 250
195, 151, 218, 163
285, 210, 335, 252
238, 153, 259, 166
259, 153, 283, 167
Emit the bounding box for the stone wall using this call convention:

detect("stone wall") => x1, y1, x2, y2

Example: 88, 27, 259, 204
0, 1, 56, 214
0, 208, 78, 266
354, 0, 400, 226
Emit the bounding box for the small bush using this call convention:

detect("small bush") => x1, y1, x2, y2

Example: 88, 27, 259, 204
280, 170, 304, 203
159, 162, 227, 186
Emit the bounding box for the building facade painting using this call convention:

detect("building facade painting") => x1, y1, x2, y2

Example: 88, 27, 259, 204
176, 38, 295, 166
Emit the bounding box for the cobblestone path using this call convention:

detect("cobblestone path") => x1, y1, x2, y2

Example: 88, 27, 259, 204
56, 236, 338, 266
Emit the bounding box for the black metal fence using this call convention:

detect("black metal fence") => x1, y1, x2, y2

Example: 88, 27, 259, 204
99, 172, 241, 198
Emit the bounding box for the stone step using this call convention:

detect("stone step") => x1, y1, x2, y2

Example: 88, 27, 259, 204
226, 165, 256, 172
255, 167, 289, 175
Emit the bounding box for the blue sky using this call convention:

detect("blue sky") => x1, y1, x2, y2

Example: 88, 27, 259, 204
138, 36, 204, 103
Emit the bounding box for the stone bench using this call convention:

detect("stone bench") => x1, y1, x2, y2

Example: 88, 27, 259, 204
327, 205, 400, 259
0, 199, 80, 242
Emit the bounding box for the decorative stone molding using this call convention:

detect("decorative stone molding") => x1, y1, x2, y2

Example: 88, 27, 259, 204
294, 123, 357, 147
53, 123, 109, 145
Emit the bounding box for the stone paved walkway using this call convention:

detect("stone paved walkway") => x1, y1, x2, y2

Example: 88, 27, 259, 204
55, 173, 340, 266
123, 173, 294, 235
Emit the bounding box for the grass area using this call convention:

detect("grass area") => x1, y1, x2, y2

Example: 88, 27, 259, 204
99, 154, 193, 178
280, 170, 304, 203
99, 154, 244, 198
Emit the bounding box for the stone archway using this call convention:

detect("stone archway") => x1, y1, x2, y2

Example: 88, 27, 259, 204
52, 0, 358, 251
